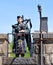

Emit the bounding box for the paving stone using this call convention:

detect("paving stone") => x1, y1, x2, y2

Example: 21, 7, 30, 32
3, 57, 36, 65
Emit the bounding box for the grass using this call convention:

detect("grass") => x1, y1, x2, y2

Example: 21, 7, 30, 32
8, 43, 30, 58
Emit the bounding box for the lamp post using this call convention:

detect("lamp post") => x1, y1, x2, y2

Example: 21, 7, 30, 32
38, 5, 43, 65
38, 5, 42, 32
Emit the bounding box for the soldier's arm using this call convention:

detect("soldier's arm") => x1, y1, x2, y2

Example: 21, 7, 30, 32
12, 24, 18, 34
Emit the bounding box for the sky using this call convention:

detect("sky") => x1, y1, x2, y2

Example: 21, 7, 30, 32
0, 0, 53, 33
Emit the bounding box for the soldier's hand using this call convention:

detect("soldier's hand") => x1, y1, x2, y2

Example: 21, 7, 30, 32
19, 30, 25, 32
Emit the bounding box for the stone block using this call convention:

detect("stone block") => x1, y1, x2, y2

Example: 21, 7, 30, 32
44, 44, 53, 54
33, 54, 40, 65
0, 34, 7, 39
0, 40, 8, 56
50, 54, 53, 64
43, 54, 51, 65
0, 56, 2, 65
34, 44, 40, 54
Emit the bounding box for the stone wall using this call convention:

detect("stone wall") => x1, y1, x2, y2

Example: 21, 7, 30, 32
33, 32, 53, 65
33, 43, 53, 65
43, 44, 53, 65
0, 34, 8, 65
0, 40, 8, 56
2, 33, 53, 65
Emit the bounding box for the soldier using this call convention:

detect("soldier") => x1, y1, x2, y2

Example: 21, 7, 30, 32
12, 16, 32, 57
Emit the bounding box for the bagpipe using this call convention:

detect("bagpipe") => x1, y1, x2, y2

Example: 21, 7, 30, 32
12, 15, 32, 30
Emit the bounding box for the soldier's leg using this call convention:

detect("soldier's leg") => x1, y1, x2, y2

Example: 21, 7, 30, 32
21, 54, 24, 57
23, 38, 26, 53
16, 54, 19, 57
